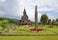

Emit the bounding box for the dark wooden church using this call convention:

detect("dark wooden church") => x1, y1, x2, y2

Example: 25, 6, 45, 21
19, 9, 31, 25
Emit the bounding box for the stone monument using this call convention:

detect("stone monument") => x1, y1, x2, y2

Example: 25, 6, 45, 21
35, 5, 38, 28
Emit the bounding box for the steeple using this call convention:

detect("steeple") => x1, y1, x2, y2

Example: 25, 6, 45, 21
22, 9, 28, 20
23, 9, 26, 15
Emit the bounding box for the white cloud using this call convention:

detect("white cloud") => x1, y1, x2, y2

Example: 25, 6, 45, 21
26, 9, 41, 22
16, 0, 58, 12
15, 0, 41, 22
0, 11, 5, 17
14, 0, 58, 21
38, 7, 54, 11
39, 0, 58, 11
47, 14, 56, 20
0, 0, 58, 22
0, 0, 6, 3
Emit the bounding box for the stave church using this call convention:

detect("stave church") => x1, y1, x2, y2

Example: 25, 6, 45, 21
19, 9, 31, 25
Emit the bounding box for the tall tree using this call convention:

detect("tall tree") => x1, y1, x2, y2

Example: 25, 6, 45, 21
40, 14, 48, 25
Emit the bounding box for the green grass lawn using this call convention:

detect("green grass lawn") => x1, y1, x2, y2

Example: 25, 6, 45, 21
4, 26, 58, 34
0, 25, 58, 34
0, 25, 58, 40
0, 36, 58, 40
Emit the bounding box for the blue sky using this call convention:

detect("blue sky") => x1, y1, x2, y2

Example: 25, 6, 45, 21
0, 0, 58, 22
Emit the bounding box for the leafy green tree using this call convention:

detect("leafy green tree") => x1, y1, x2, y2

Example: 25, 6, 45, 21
40, 14, 48, 25
52, 19, 56, 25
8, 19, 19, 25
0, 19, 9, 30
56, 18, 58, 22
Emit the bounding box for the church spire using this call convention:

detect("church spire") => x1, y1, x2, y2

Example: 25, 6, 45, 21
23, 9, 26, 15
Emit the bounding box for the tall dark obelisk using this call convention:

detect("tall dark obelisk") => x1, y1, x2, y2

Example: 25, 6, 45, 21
35, 5, 38, 28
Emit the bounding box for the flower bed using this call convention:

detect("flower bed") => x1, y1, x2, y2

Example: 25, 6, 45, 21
29, 28, 44, 32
